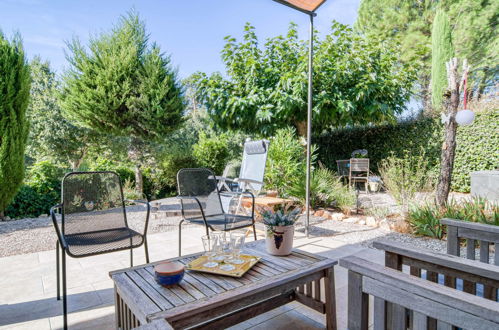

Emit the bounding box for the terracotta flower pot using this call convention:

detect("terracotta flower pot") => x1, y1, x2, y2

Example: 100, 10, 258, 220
265, 225, 294, 256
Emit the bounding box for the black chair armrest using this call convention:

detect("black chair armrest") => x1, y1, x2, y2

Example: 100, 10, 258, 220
124, 199, 151, 236
50, 204, 68, 250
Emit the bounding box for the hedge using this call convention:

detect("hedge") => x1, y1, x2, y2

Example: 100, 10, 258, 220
315, 110, 498, 192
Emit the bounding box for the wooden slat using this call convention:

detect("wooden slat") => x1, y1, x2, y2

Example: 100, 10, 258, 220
295, 292, 325, 313
324, 267, 336, 330
446, 225, 460, 256
364, 276, 499, 329
175, 259, 227, 293
306, 281, 313, 297
113, 273, 161, 324
340, 256, 499, 324
436, 320, 453, 330
412, 311, 428, 329
441, 218, 499, 234
347, 270, 369, 330
459, 227, 499, 243
373, 297, 385, 330
180, 273, 218, 297
133, 318, 174, 330
313, 279, 321, 301
135, 268, 186, 307
127, 271, 174, 310
373, 240, 499, 282
466, 239, 476, 260
152, 259, 333, 322
495, 242, 499, 266
480, 241, 490, 263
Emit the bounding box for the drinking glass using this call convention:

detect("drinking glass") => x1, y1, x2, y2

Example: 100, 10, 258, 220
201, 235, 219, 268
228, 232, 246, 264
211, 231, 228, 261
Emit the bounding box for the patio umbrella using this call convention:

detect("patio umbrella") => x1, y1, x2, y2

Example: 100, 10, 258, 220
272, 0, 326, 237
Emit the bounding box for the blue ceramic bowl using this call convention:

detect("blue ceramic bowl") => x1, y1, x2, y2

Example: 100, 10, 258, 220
154, 262, 184, 287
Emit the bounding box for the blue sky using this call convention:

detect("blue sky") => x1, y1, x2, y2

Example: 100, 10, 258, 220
0, 0, 360, 78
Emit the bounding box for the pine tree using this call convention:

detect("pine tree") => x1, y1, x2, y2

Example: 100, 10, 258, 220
431, 9, 454, 110
60, 12, 185, 194
0, 32, 31, 217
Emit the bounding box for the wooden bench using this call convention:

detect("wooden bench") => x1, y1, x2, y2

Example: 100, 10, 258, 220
441, 218, 499, 265
339, 255, 499, 330
372, 239, 499, 329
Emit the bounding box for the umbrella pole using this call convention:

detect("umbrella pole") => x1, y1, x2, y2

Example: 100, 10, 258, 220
305, 13, 314, 238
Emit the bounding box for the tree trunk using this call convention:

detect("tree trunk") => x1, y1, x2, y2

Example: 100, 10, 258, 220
134, 164, 143, 196
128, 137, 144, 196
435, 58, 466, 207
295, 120, 307, 137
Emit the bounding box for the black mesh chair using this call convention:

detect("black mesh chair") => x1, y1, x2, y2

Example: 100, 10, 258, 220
50, 171, 150, 330
177, 168, 256, 256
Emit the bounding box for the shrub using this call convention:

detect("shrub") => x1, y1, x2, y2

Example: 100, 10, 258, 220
5, 161, 66, 218
408, 198, 498, 239
192, 132, 230, 174
289, 167, 355, 212
379, 150, 435, 210
265, 127, 314, 196
407, 204, 444, 239
316, 110, 498, 192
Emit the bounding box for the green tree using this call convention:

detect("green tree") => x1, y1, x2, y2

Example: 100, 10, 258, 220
431, 9, 454, 110
0, 32, 31, 217
356, 0, 498, 108
60, 12, 185, 193
27, 57, 95, 170
194, 22, 415, 137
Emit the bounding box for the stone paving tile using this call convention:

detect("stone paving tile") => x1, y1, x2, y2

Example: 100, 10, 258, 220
251, 308, 325, 329
49, 305, 114, 330
0, 318, 51, 330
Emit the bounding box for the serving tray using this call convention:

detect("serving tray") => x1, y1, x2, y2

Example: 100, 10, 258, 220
185, 254, 261, 278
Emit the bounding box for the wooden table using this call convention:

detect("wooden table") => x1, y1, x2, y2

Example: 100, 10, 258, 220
110, 240, 337, 329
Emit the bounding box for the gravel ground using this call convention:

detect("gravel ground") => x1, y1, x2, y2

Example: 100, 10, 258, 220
0, 194, 487, 259
0, 203, 187, 257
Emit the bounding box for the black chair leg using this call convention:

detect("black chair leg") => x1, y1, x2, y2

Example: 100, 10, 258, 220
178, 219, 184, 257
252, 224, 257, 241
56, 241, 60, 300
130, 248, 133, 267
144, 236, 150, 264
62, 249, 68, 330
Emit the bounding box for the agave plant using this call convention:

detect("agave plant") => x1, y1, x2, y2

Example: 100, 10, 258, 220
261, 206, 301, 237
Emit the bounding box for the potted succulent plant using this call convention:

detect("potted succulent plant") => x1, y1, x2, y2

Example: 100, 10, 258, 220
261, 206, 301, 256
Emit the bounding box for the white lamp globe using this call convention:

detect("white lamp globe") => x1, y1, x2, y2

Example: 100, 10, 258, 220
455, 109, 475, 126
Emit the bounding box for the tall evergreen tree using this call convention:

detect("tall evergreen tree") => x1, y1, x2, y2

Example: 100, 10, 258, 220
60, 12, 185, 194
0, 32, 31, 217
431, 9, 454, 110
356, 0, 498, 108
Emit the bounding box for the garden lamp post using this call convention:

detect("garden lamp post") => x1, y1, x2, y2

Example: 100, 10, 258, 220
272, 0, 326, 237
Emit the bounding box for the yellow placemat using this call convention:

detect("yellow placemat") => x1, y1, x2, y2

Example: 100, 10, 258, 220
186, 254, 260, 278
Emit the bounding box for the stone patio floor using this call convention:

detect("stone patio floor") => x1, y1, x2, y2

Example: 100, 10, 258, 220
0, 224, 388, 330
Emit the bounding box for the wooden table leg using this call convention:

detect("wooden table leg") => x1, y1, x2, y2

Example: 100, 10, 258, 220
114, 286, 120, 330
324, 267, 337, 330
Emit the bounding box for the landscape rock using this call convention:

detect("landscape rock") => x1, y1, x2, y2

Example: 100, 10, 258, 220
322, 211, 332, 220
379, 219, 390, 231
38, 214, 48, 218
358, 220, 366, 225
366, 216, 377, 227
391, 218, 412, 234
314, 210, 324, 217
343, 217, 359, 223
330, 212, 345, 221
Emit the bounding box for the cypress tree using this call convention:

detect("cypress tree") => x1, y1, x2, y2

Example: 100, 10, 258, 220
0, 32, 31, 217
431, 9, 454, 110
